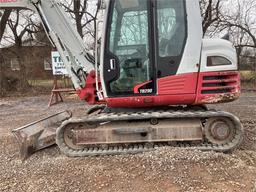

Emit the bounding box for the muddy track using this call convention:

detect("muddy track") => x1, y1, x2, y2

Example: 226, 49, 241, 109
56, 109, 243, 157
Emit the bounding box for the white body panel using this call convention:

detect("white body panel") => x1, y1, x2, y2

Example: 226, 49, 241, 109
176, 0, 203, 75
38, 0, 94, 89
38, 0, 94, 72
200, 39, 238, 72
100, 0, 110, 98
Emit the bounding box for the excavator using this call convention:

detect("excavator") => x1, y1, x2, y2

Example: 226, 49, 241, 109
0, 0, 243, 159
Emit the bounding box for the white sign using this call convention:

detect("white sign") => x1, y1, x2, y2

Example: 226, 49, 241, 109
51, 51, 68, 75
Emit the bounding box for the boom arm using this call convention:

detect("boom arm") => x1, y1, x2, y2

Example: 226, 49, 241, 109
0, 0, 95, 89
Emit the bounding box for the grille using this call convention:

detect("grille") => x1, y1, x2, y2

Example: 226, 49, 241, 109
201, 72, 239, 94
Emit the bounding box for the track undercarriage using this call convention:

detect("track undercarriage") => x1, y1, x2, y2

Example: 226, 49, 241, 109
56, 106, 244, 157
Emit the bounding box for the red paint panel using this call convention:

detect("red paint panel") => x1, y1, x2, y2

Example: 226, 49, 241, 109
76, 70, 240, 108
157, 73, 198, 95
77, 70, 105, 105
134, 81, 152, 94
106, 94, 196, 108
107, 73, 199, 108
195, 71, 240, 104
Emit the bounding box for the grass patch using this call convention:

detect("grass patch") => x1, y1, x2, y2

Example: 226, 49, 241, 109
28, 79, 73, 88
240, 71, 256, 82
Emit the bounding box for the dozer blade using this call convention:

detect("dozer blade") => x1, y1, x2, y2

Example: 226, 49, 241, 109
12, 110, 72, 160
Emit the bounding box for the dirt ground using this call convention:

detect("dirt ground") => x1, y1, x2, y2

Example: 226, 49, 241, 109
0, 92, 256, 192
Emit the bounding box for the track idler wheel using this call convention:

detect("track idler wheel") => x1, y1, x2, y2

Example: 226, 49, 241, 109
63, 124, 84, 150
204, 117, 236, 145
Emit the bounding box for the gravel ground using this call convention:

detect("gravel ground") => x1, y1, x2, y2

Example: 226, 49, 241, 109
0, 93, 256, 192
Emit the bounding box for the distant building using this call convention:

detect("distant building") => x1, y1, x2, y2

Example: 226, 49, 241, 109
1, 38, 53, 80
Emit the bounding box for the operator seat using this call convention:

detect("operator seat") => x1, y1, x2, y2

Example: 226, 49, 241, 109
111, 46, 148, 93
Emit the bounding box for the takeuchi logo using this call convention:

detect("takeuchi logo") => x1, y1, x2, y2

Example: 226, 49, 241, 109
0, 0, 18, 3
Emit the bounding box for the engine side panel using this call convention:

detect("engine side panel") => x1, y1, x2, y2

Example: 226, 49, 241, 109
157, 73, 198, 95
195, 71, 240, 104
194, 39, 240, 104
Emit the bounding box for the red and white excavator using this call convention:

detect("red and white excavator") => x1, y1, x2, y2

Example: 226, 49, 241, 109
1, 0, 243, 159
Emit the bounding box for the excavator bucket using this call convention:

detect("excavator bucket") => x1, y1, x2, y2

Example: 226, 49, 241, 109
12, 111, 72, 160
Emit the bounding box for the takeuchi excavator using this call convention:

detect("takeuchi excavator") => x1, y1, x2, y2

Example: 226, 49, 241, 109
1, 0, 243, 159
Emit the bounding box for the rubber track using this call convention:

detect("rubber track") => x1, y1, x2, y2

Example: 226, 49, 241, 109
56, 110, 244, 157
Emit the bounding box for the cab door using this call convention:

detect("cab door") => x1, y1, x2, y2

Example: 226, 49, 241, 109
103, 0, 156, 97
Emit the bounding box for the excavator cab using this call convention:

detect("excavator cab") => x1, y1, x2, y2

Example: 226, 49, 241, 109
101, 0, 203, 107
103, 0, 188, 95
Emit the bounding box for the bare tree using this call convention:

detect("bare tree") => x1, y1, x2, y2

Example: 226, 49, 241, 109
3, 9, 39, 90
0, 9, 12, 96
219, 0, 256, 69
225, 0, 256, 48
7, 10, 39, 46
61, 0, 100, 40
200, 0, 224, 36
199, 0, 256, 70
0, 9, 12, 43
61, 0, 88, 38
